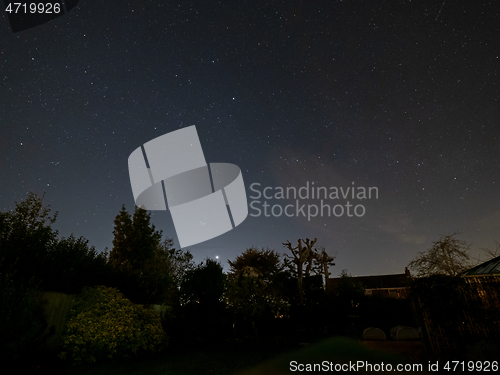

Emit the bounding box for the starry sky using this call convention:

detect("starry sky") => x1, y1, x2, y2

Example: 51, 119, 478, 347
1, 0, 499, 277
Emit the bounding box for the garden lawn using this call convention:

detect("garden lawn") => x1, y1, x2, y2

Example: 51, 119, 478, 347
44, 340, 295, 375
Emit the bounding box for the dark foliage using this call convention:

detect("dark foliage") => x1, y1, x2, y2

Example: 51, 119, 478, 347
0, 259, 47, 362
0, 193, 113, 294
178, 259, 228, 342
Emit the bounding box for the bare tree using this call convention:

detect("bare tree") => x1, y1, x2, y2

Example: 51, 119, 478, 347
315, 246, 336, 292
408, 232, 473, 277
282, 238, 317, 305
477, 241, 500, 263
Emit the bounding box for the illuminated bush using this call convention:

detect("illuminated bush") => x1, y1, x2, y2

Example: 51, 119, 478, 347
60, 285, 167, 365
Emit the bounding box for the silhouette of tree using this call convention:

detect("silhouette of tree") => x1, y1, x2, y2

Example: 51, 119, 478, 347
226, 247, 289, 326
109, 205, 162, 272
0, 192, 58, 281
109, 205, 166, 303
180, 258, 225, 307
109, 205, 133, 270
408, 232, 473, 277
283, 238, 317, 306
228, 247, 283, 282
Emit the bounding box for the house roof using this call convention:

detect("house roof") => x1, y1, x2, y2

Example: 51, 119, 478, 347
328, 269, 411, 290
460, 255, 500, 276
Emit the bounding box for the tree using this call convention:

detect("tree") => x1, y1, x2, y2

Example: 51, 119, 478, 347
179, 259, 227, 340
180, 259, 225, 307
108, 205, 133, 270
332, 270, 365, 303
0, 192, 59, 281
43, 234, 109, 293
109, 205, 162, 272
141, 238, 194, 305
0, 193, 118, 294
159, 238, 195, 288
226, 248, 289, 329
108, 205, 167, 304
283, 238, 318, 305
228, 247, 283, 282
408, 232, 473, 277
478, 241, 500, 262
314, 246, 336, 292
282, 238, 335, 304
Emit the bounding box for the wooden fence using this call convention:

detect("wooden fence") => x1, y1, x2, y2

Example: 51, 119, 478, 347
417, 275, 500, 357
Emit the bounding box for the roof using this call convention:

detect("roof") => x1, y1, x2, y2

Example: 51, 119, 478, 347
460, 256, 500, 276
328, 270, 411, 290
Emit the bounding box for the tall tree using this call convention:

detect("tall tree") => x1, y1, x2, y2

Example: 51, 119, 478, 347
283, 238, 317, 306
130, 206, 162, 269
315, 246, 336, 292
408, 232, 473, 277
109, 205, 162, 272
109, 205, 133, 270
108, 205, 166, 304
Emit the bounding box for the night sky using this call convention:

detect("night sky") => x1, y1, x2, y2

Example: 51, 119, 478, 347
1, 1, 499, 277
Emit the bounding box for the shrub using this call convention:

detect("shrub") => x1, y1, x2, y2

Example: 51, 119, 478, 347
0, 260, 47, 361
60, 285, 167, 365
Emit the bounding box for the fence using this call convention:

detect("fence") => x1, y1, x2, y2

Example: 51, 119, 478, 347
417, 275, 500, 357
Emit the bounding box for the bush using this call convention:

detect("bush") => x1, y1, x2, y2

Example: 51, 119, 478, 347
0, 260, 47, 361
60, 285, 167, 365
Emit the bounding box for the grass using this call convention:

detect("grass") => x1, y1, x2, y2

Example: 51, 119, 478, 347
33, 338, 300, 375
26, 335, 430, 375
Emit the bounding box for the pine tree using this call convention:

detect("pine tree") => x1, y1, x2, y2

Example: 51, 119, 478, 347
109, 205, 165, 303
130, 206, 162, 270
109, 205, 162, 272
109, 205, 133, 270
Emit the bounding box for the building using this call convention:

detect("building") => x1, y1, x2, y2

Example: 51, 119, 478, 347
460, 255, 500, 276
327, 268, 412, 299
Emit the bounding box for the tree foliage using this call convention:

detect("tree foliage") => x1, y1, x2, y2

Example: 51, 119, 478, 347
0, 193, 58, 280
178, 259, 227, 341
228, 247, 283, 282
109, 205, 162, 272
0, 259, 46, 361
60, 285, 167, 365
331, 269, 365, 303
108, 205, 170, 304
0, 193, 110, 294
43, 234, 109, 293
226, 247, 289, 320
138, 238, 194, 305
159, 238, 195, 288
408, 232, 473, 277
180, 259, 225, 307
